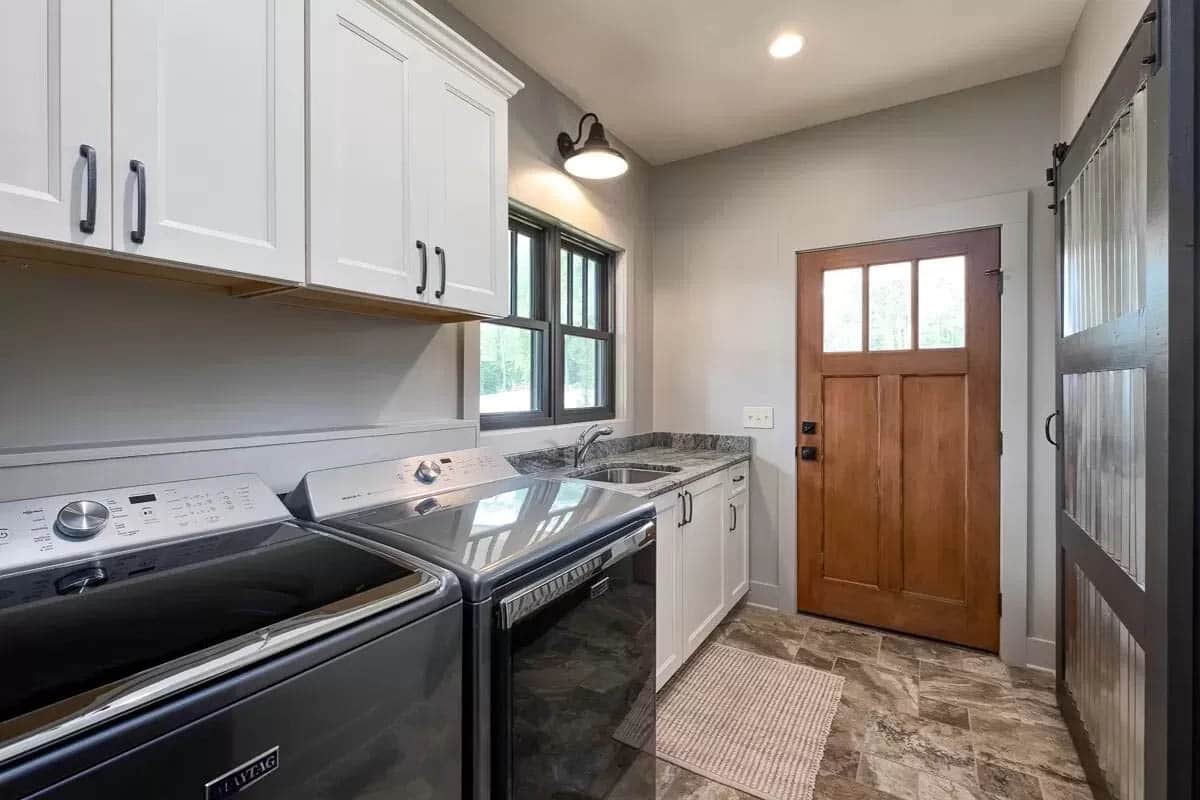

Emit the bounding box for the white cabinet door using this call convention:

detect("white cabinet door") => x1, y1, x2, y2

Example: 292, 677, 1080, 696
308, 0, 432, 301
0, 1, 111, 248
425, 59, 509, 316
680, 473, 727, 658
725, 488, 749, 607
111, 0, 304, 282
654, 492, 683, 690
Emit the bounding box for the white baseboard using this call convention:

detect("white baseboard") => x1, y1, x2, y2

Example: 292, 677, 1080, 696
1025, 636, 1056, 670
747, 581, 780, 610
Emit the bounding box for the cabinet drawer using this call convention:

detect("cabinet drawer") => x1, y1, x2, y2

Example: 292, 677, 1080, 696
727, 461, 749, 496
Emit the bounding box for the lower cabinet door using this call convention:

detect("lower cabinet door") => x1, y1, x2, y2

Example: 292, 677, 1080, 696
654, 493, 682, 690
680, 474, 726, 658
725, 489, 749, 607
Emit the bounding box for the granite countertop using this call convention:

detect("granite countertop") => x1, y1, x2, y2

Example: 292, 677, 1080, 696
506, 433, 751, 500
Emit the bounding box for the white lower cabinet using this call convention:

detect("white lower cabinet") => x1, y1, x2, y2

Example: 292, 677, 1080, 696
656, 462, 751, 690
654, 493, 683, 691
680, 472, 727, 656
725, 482, 750, 606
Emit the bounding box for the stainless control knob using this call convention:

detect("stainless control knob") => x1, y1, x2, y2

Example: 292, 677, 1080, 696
55, 500, 110, 540
414, 459, 442, 484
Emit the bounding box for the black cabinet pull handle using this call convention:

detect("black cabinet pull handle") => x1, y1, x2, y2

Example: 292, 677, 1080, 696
435, 246, 446, 299
415, 240, 428, 294
129, 159, 146, 243
729, 503, 736, 532
1045, 410, 1059, 448
685, 491, 693, 525
79, 145, 96, 234
732, 475, 745, 483
677, 493, 685, 528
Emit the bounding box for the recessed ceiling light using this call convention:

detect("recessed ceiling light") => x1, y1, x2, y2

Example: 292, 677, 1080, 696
769, 32, 805, 59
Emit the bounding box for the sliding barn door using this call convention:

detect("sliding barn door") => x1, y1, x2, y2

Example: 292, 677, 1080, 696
1052, 3, 1194, 799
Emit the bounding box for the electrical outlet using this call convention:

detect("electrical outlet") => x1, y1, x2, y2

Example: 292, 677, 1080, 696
742, 406, 774, 429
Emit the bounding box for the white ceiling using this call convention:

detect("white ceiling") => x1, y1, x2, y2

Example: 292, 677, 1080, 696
449, 0, 1087, 164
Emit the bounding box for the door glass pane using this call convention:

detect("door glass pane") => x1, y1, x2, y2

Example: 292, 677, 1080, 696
585, 259, 600, 329
560, 249, 569, 323
480, 323, 541, 413
918, 256, 966, 348
823, 267, 863, 352
564, 335, 604, 409
571, 253, 585, 326
868, 261, 911, 350
514, 232, 533, 318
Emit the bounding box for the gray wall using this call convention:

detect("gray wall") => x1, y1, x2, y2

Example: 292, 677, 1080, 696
1059, 0, 1149, 140
651, 69, 1061, 660
0, 2, 654, 461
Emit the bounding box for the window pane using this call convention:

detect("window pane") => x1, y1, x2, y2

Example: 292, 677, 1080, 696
514, 232, 532, 318
564, 335, 605, 409
918, 256, 966, 348
479, 323, 541, 413
823, 267, 863, 352
560, 249, 569, 322
868, 261, 912, 351
571, 253, 585, 326
585, 259, 600, 329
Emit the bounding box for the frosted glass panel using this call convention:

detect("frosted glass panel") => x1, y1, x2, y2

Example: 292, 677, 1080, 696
868, 262, 911, 351
1063, 91, 1147, 335
917, 256, 965, 348
823, 268, 862, 353
1062, 369, 1146, 586
1066, 564, 1145, 800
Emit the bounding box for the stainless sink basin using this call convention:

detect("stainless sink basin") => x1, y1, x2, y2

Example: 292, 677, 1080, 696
570, 464, 680, 484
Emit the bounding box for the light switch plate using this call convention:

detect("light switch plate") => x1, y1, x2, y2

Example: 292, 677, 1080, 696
742, 406, 774, 429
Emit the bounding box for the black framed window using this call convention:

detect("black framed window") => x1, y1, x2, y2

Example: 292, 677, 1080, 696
480, 211, 615, 430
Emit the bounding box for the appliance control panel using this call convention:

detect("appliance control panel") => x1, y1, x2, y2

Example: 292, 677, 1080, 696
287, 447, 519, 521
0, 474, 289, 577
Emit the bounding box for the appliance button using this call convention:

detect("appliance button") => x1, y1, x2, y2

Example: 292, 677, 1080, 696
414, 460, 442, 484
55, 500, 110, 540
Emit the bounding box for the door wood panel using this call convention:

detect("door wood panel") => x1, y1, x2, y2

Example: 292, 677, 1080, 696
111, 0, 304, 282
0, 0, 111, 249
796, 228, 1001, 651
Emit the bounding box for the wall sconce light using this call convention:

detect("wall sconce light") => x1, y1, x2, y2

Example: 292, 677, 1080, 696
556, 113, 628, 180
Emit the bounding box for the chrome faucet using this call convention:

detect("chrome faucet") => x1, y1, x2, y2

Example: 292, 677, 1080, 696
574, 424, 614, 468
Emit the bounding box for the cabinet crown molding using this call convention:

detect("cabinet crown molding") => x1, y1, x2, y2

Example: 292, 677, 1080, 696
372, 0, 524, 98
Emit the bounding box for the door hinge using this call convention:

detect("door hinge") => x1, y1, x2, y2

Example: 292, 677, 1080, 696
998, 592, 1003, 616
795, 444, 799, 458
999, 431, 1004, 455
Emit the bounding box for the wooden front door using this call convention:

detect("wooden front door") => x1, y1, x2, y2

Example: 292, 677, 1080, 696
796, 228, 1001, 651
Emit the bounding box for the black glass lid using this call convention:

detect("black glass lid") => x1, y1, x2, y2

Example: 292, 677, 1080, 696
0, 522, 416, 725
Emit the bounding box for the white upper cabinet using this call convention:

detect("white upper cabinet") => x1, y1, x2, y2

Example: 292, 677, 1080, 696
307, 0, 430, 300
0, 1, 112, 249
425, 59, 510, 316
111, 0, 305, 282
307, 0, 521, 315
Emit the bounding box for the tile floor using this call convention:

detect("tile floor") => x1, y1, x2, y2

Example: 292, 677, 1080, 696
654, 603, 1093, 800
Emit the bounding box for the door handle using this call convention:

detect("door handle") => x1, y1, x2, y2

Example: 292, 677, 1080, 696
685, 491, 693, 525
1044, 410, 1059, 448
729, 503, 736, 532
129, 159, 146, 243
800, 446, 818, 461
79, 145, 97, 234
434, 246, 446, 299
415, 240, 428, 294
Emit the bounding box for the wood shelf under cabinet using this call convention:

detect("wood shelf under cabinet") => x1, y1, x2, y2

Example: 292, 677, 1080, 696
0, 237, 494, 324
